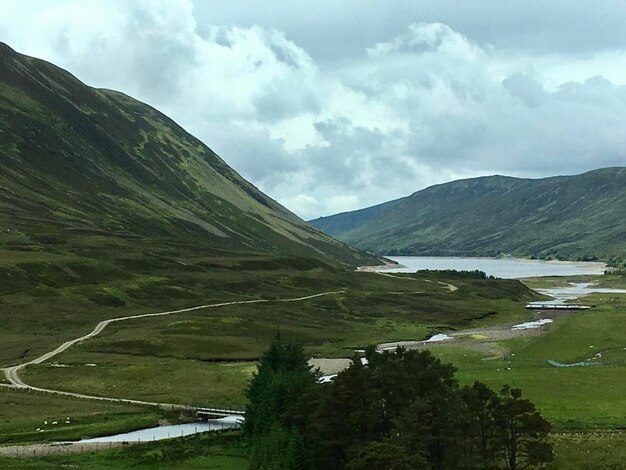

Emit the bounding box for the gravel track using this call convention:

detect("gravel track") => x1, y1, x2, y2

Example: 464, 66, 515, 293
0, 291, 344, 407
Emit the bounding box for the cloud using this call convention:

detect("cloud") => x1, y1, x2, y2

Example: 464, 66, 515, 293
1, 2, 626, 220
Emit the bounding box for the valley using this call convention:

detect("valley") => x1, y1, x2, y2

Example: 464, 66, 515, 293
1, 37, 625, 470
2, 266, 626, 469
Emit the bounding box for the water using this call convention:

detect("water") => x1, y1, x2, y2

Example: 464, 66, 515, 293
80, 416, 243, 443
379, 256, 606, 279
535, 283, 626, 304
424, 333, 453, 342
511, 319, 553, 330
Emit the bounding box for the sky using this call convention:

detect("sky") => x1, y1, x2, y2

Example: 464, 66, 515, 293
1, 1, 626, 220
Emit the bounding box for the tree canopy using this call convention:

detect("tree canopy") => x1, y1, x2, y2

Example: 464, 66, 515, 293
245, 339, 553, 470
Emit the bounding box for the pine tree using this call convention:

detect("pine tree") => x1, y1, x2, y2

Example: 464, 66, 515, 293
496, 386, 554, 470
244, 335, 316, 437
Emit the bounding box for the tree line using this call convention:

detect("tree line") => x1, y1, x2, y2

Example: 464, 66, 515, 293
244, 337, 553, 469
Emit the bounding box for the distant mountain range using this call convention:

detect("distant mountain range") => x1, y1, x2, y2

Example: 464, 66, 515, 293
310, 168, 626, 264
0, 42, 377, 268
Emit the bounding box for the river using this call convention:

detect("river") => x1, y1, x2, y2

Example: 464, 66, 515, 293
79, 416, 243, 443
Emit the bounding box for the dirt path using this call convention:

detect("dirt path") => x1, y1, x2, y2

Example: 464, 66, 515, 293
314, 307, 572, 371
438, 281, 458, 292
376, 323, 544, 357
1, 291, 344, 407
374, 272, 459, 292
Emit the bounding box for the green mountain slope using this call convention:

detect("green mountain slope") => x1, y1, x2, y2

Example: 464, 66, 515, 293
310, 168, 626, 263
0, 42, 377, 268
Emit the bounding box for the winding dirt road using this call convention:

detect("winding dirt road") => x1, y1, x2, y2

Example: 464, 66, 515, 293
374, 272, 459, 291
1, 291, 344, 408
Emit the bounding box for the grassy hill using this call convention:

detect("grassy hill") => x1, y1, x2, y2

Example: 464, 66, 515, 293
0, 42, 378, 269
310, 168, 626, 264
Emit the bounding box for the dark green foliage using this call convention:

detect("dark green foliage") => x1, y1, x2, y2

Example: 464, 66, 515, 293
460, 381, 502, 469
250, 425, 308, 470
244, 337, 316, 469
310, 168, 626, 261
295, 347, 553, 470
496, 386, 554, 470
416, 269, 492, 279
344, 440, 427, 470
244, 336, 317, 437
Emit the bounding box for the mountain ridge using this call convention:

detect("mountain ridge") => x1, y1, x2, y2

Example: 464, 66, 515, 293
0, 42, 379, 268
310, 167, 626, 264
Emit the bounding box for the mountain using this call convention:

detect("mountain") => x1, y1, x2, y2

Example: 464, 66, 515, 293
0, 42, 378, 268
310, 168, 626, 264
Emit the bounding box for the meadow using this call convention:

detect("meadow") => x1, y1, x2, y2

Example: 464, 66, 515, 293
0, 387, 167, 445
2, 245, 625, 468
14, 270, 535, 410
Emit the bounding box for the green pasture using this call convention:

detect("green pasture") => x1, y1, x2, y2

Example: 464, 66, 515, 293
427, 289, 626, 428
0, 387, 167, 445
23, 359, 255, 410
0, 430, 249, 469
16, 276, 535, 411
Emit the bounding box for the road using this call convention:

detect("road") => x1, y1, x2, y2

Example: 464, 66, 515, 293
374, 271, 459, 291
0, 291, 344, 411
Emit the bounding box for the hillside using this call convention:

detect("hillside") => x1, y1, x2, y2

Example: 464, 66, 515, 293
310, 168, 626, 264
0, 42, 377, 268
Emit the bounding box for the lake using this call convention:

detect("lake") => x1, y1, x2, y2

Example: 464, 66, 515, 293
378, 256, 606, 279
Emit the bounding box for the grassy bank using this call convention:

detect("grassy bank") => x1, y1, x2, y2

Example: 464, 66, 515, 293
0, 387, 168, 445
425, 279, 626, 429
0, 430, 248, 469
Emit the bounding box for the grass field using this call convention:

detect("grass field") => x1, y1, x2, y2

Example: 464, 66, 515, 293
0, 249, 532, 367
15, 273, 535, 410
0, 430, 249, 469
2, 249, 625, 467
0, 387, 169, 444
424, 282, 626, 429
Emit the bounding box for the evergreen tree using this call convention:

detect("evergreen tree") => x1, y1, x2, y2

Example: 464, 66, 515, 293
460, 381, 502, 469
245, 336, 316, 470
244, 335, 317, 437
496, 386, 554, 470
345, 439, 427, 470
246, 340, 554, 470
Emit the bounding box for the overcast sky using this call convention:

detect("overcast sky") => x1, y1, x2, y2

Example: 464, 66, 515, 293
2, 1, 626, 219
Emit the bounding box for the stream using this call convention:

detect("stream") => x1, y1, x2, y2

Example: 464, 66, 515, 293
79, 415, 243, 443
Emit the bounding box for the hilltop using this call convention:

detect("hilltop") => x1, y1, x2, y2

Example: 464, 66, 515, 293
310, 168, 626, 264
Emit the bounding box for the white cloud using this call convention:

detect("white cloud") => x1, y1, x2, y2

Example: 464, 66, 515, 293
1, 2, 625, 220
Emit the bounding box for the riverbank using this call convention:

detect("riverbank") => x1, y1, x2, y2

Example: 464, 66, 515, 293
0, 440, 129, 459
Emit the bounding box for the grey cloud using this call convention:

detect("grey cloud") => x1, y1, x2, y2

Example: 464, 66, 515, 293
2, 2, 626, 220
192, 0, 626, 61
201, 123, 303, 187
502, 74, 546, 108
